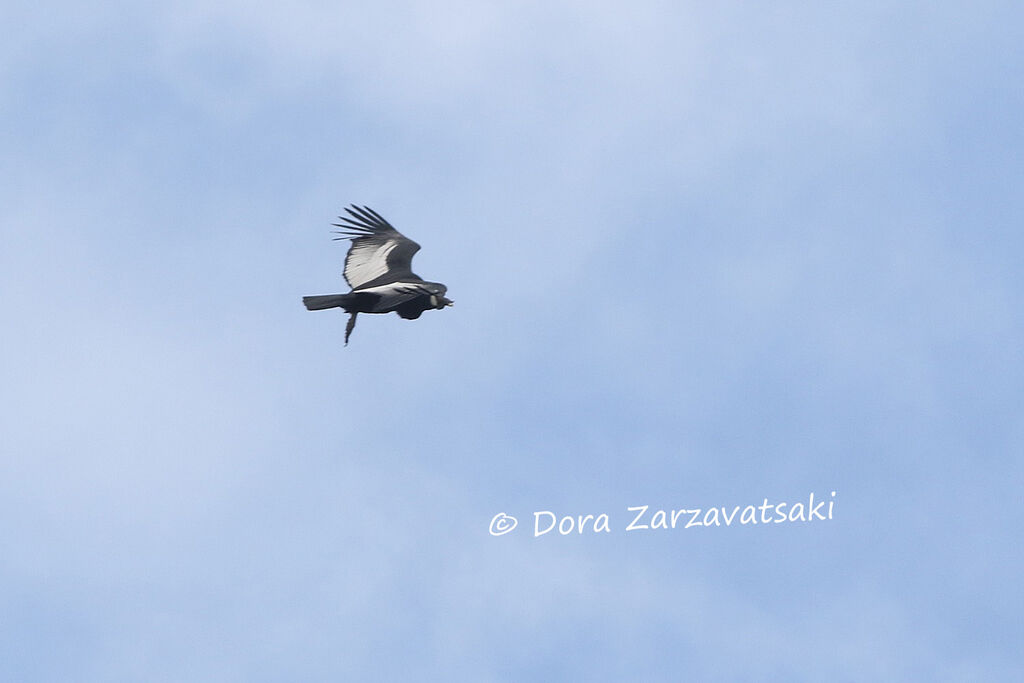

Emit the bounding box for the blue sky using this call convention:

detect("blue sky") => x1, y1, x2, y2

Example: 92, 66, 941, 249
2, 1, 1022, 680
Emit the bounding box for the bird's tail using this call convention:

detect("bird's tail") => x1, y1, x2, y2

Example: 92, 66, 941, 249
303, 294, 350, 311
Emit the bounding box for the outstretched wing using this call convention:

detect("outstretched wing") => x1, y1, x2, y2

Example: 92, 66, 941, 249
333, 205, 421, 289
355, 281, 447, 311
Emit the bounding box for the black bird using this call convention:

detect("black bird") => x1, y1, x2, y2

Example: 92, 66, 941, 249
303, 205, 453, 345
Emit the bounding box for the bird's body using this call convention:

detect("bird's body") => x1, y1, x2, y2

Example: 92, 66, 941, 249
303, 205, 452, 344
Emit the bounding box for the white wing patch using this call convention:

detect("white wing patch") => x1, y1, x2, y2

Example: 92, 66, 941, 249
353, 281, 427, 312
345, 241, 397, 289
353, 282, 424, 296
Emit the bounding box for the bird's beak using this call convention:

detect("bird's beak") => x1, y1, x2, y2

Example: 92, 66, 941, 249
447, 301, 454, 306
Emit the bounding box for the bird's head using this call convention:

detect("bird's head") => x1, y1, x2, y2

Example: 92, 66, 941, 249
426, 283, 452, 310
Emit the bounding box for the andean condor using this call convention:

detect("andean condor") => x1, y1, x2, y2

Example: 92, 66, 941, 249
303, 205, 453, 345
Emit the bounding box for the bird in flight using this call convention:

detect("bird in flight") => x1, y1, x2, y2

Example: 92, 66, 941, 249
303, 205, 453, 345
